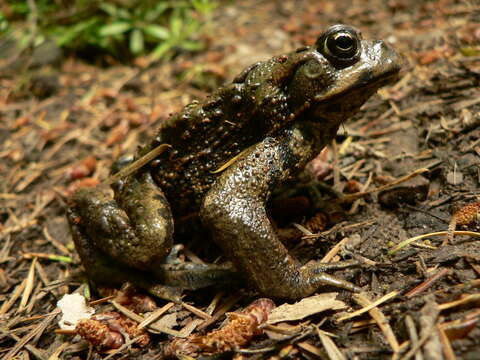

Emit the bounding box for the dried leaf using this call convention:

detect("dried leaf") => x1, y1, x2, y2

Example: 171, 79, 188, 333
267, 293, 346, 324
152, 312, 178, 330
66, 156, 97, 180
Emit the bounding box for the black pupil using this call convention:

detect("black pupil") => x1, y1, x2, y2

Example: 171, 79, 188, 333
335, 34, 353, 50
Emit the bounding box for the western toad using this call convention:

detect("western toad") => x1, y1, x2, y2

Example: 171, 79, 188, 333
68, 25, 403, 300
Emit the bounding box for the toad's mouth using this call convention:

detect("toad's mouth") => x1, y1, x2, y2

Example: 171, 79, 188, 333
313, 67, 402, 104
304, 67, 403, 123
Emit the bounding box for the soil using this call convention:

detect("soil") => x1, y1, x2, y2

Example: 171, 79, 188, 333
1, 0, 480, 359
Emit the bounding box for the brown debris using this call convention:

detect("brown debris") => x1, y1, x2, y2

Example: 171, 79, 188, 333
451, 201, 480, 227
405, 268, 451, 298
415, 46, 455, 65
447, 201, 480, 243
164, 298, 275, 357
98, 284, 157, 314
304, 212, 328, 233
441, 313, 479, 341
66, 177, 101, 196
65, 156, 97, 180
378, 175, 430, 209
351, 293, 400, 353
106, 120, 130, 147
76, 311, 150, 350
419, 297, 442, 360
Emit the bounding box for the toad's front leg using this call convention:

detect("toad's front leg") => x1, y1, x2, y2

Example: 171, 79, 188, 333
201, 123, 361, 300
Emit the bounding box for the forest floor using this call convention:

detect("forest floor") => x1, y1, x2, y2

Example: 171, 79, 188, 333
1, 0, 480, 359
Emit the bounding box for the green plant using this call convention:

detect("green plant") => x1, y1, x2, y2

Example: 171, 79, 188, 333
0, 12, 8, 32
95, 1, 209, 60
2, 0, 217, 62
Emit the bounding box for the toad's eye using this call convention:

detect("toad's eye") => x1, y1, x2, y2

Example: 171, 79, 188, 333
327, 32, 356, 58
317, 25, 361, 67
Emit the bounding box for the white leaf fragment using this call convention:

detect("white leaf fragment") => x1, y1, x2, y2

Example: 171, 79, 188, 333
57, 293, 95, 330
267, 293, 346, 324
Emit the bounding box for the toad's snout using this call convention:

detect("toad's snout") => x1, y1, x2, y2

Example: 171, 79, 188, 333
371, 40, 405, 82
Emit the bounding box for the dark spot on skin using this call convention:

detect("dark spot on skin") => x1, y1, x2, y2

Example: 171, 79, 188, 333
153, 194, 170, 208
204, 97, 221, 110
157, 206, 170, 220
153, 194, 164, 202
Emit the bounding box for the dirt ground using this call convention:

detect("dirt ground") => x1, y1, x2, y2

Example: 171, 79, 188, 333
1, 0, 480, 359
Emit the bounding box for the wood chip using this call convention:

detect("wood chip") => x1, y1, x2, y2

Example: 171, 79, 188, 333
111, 300, 182, 337
0, 278, 27, 315
419, 297, 442, 360
352, 293, 400, 353
317, 328, 346, 360
138, 302, 174, 329
297, 341, 323, 357
181, 302, 213, 320
405, 315, 423, 360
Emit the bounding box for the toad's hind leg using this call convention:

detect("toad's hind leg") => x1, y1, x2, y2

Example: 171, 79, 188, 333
201, 123, 361, 300
68, 205, 183, 301
68, 171, 240, 300
68, 171, 174, 271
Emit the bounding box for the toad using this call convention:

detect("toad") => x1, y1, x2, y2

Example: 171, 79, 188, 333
68, 25, 403, 300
